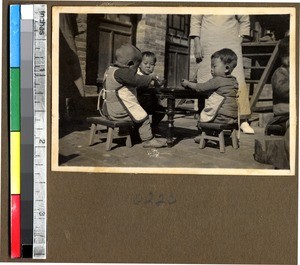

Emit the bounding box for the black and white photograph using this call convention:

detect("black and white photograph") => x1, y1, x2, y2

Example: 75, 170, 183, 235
51, 6, 296, 175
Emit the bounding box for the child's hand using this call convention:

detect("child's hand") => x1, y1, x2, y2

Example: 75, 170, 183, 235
155, 77, 165, 87
149, 73, 159, 80
154, 78, 165, 93
181, 79, 190, 88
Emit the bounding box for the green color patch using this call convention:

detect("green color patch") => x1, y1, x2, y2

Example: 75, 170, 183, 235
10, 68, 20, 131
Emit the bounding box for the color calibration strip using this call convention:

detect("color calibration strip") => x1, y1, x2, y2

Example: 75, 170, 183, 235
10, 4, 21, 259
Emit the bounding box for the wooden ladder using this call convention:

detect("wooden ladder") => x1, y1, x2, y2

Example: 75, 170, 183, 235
242, 41, 280, 112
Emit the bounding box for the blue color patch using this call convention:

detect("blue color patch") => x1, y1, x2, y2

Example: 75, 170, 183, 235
10, 5, 20, 67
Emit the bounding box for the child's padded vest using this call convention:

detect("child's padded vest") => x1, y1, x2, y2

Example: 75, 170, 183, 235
98, 66, 148, 122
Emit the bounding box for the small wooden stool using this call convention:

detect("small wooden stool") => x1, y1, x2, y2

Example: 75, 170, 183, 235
198, 122, 239, 153
86, 117, 134, 151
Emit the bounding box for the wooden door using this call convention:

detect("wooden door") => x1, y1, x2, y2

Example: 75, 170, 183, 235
165, 15, 190, 88
86, 14, 137, 87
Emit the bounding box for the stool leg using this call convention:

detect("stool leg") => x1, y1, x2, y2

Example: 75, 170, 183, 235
106, 127, 114, 151
126, 133, 132, 148
88, 123, 97, 146
199, 132, 206, 149
231, 129, 239, 149
218, 131, 225, 153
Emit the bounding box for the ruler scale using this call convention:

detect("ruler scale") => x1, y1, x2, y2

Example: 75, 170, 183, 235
32, 4, 47, 259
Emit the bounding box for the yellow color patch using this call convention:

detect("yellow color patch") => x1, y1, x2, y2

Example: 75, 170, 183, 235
10, 132, 20, 194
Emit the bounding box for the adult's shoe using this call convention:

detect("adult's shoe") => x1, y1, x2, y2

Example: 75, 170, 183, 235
240, 121, 255, 134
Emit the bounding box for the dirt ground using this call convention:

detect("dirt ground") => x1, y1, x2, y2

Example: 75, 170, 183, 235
58, 113, 275, 171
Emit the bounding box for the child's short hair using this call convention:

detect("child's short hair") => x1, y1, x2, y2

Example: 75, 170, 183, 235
278, 36, 289, 58
115, 44, 142, 67
211, 48, 238, 73
142, 51, 157, 64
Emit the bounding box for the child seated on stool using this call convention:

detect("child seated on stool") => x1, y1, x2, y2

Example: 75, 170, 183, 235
266, 36, 290, 169
100, 44, 166, 148
181, 48, 238, 127
137, 51, 165, 134
267, 36, 289, 133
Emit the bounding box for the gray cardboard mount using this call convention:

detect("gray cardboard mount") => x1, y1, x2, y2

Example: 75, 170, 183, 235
1, 1, 299, 263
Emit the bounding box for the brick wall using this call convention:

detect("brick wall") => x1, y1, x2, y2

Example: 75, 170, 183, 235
136, 14, 167, 78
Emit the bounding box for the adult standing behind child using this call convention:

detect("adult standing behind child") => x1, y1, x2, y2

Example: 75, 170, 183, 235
181, 48, 238, 127
136, 51, 165, 134
190, 15, 254, 134
99, 44, 166, 148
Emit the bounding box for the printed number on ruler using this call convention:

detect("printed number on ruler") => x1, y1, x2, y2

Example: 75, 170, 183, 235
33, 4, 47, 260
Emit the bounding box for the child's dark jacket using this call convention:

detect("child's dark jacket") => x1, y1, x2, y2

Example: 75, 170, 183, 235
272, 66, 289, 116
